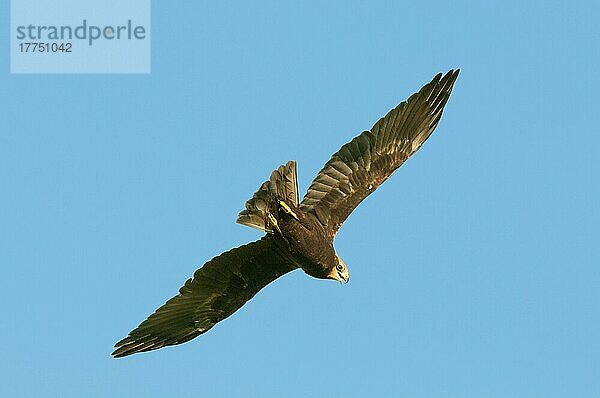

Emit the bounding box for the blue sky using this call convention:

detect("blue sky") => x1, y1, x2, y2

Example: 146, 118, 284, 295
1, 1, 599, 397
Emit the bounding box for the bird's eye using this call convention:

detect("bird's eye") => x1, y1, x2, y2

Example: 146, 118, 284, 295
336, 264, 344, 271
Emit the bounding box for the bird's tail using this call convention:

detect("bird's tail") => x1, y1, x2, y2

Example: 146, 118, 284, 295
236, 160, 299, 233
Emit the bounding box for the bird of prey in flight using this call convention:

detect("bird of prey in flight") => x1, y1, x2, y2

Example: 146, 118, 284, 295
113, 69, 460, 357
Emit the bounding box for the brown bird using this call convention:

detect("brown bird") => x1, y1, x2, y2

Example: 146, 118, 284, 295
112, 69, 460, 357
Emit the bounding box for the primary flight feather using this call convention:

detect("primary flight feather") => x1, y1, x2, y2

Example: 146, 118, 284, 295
113, 69, 460, 357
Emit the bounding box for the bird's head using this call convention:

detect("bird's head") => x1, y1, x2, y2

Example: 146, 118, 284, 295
328, 255, 350, 284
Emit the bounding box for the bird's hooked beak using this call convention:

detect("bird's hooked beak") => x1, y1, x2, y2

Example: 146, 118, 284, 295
335, 256, 350, 285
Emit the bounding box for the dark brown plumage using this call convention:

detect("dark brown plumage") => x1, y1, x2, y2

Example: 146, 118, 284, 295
113, 69, 459, 357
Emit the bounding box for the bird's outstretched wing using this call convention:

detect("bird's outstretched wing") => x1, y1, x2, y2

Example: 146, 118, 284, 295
300, 69, 459, 238
112, 237, 296, 357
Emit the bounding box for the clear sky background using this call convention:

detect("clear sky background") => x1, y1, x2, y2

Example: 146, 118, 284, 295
1, 1, 599, 397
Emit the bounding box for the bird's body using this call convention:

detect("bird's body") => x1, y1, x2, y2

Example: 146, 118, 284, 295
268, 200, 338, 280
113, 69, 460, 358
236, 160, 346, 282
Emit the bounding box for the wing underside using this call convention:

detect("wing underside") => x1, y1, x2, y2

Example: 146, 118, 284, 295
300, 69, 460, 237
112, 237, 296, 357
